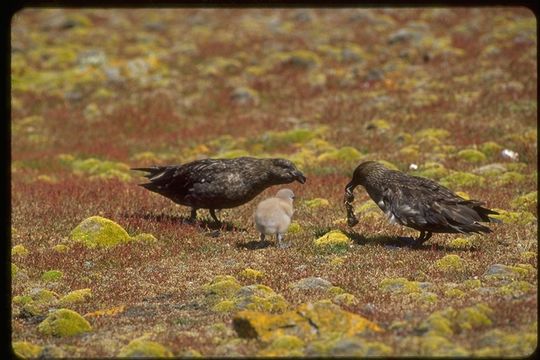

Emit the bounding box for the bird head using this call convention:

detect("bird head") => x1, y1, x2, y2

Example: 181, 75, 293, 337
275, 188, 295, 203
269, 159, 306, 184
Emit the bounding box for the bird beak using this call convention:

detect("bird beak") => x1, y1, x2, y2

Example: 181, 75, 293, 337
294, 171, 306, 184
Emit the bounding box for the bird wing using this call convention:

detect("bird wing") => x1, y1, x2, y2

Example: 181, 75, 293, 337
381, 172, 491, 232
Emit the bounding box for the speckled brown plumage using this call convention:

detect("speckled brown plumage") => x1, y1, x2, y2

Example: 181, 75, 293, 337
344, 161, 498, 246
132, 157, 306, 224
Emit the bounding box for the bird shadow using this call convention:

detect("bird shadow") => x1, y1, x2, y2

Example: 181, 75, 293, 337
235, 240, 273, 250
123, 212, 246, 233
343, 231, 479, 252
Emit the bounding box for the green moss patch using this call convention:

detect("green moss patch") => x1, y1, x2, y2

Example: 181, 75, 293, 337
12, 341, 43, 359
59, 288, 92, 306
440, 172, 485, 188
457, 149, 487, 163
42, 270, 63, 282
118, 338, 173, 357
490, 209, 536, 225
435, 255, 466, 272
38, 309, 92, 337
69, 216, 131, 248
313, 230, 352, 253
12, 244, 29, 257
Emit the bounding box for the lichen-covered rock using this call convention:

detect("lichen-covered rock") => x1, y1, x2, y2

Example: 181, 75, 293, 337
303, 198, 330, 208
435, 255, 466, 272
257, 335, 305, 357
38, 309, 92, 337
42, 270, 63, 282
333, 293, 359, 306
483, 263, 534, 280
418, 303, 493, 337
291, 277, 333, 291
69, 216, 131, 248
457, 149, 487, 163
416, 335, 469, 356
306, 337, 392, 357
474, 329, 537, 357
12, 341, 43, 359
495, 171, 526, 186
313, 230, 352, 252
203, 275, 242, 299
59, 288, 92, 306
490, 209, 536, 225
233, 300, 382, 343
12, 244, 29, 256
498, 280, 534, 298
117, 338, 173, 357
479, 141, 503, 156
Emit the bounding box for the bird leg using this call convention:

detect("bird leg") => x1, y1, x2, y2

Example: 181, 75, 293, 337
209, 209, 221, 225
276, 233, 290, 248
188, 208, 198, 223
413, 231, 433, 247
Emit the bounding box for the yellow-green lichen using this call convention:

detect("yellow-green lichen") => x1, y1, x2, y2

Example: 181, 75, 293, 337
435, 255, 466, 272
258, 335, 305, 357
490, 209, 536, 225
380, 277, 421, 294
59, 288, 92, 306
444, 288, 465, 298
414, 162, 449, 180
440, 172, 485, 188
498, 280, 534, 297
313, 230, 352, 253
42, 270, 63, 282
479, 141, 503, 156
463, 279, 482, 289
511, 191, 537, 211
12, 244, 29, 256
117, 338, 173, 357
212, 300, 236, 313
132, 233, 158, 243
38, 309, 92, 337
520, 251, 536, 261
203, 275, 242, 299
333, 293, 359, 306
448, 237, 473, 249
455, 303, 493, 331
304, 198, 330, 208
417, 335, 469, 356
495, 171, 526, 186
12, 341, 43, 359
52, 244, 69, 253
240, 268, 264, 282
69, 216, 131, 248
287, 221, 302, 234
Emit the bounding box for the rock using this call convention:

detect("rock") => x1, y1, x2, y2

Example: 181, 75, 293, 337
388, 29, 423, 44
233, 300, 382, 343
117, 338, 173, 357
291, 277, 333, 291
472, 163, 507, 176
258, 335, 305, 357
69, 216, 131, 248
38, 309, 92, 337
306, 337, 392, 357
484, 263, 533, 280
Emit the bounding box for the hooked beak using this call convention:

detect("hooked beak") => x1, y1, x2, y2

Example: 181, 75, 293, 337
294, 171, 307, 184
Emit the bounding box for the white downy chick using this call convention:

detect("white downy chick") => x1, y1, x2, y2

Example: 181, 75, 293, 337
254, 188, 295, 248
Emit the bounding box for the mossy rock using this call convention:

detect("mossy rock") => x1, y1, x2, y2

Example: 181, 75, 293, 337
457, 149, 487, 163
498, 280, 534, 298
444, 288, 466, 298
511, 191, 537, 211
435, 255, 466, 272
304, 198, 330, 208
474, 329, 537, 357
399, 144, 420, 159
472, 163, 507, 177
42, 270, 63, 282
313, 230, 352, 253
12, 244, 29, 256
69, 216, 131, 248
38, 309, 92, 337
59, 288, 92, 306
291, 277, 333, 291
12, 341, 43, 359
231, 284, 289, 313
417, 335, 469, 356
484, 263, 533, 280
463, 279, 482, 289
117, 338, 173, 357
455, 303, 493, 331
440, 171, 485, 188
490, 209, 536, 225
306, 337, 393, 357
333, 293, 359, 306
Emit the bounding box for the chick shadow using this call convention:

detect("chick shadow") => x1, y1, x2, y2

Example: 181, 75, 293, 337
124, 212, 246, 233
343, 231, 479, 252
235, 239, 273, 250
